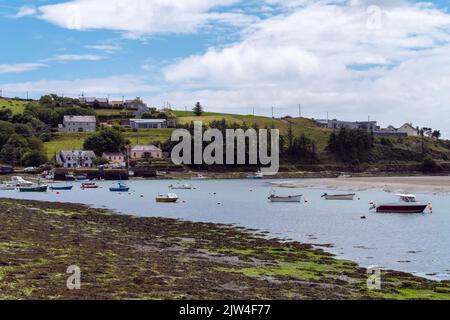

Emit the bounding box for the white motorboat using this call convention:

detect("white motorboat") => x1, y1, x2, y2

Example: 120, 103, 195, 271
268, 192, 302, 203
396, 194, 416, 203
169, 184, 193, 190
321, 193, 356, 200
246, 171, 264, 179
0, 176, 34, 190
191, 174, 207, 180
156, 193, 179, 203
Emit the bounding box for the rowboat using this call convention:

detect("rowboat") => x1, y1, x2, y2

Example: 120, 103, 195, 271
81, 182, 98, 189
75, 175, 89, 181
50, 185, 73, 191
321, 193, 356, 200
169, 184, 193, 190
110, 183, 130, 192
375, 203, 428, 214
156, 193, 179, 203
246, 171, 264, 179
191, 174, 207, 180
65, 174, 75, 181
268, 194, 302, 203
19, 185, 48, 193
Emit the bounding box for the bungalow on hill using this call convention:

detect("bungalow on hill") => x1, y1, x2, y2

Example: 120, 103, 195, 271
102, 152, 126, 168
59, 115, 97, 132
130, 145, 162, 160
80, 97, 109, 107
56, 150, 96, 168
316, 119, 380, 132
129, 119, 169, 129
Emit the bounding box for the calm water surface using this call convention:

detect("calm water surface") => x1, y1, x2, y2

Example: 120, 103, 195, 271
2, 179, 449, 280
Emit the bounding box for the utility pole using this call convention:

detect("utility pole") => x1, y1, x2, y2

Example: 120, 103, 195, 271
0, 89, 2, 98
272, 106, 274, 119
299, 104, 302, 118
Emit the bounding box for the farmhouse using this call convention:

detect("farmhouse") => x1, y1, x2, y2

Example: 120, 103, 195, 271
130, 145, 162, 160
56, 150, 96, 168
102, 152, 126, 167
59, 115, 97, 133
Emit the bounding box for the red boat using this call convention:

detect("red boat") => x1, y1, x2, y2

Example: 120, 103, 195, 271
81, 182, 98, 189
376, 203, 428, 214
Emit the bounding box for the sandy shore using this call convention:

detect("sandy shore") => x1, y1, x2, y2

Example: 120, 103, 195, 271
272, 176, 450, 193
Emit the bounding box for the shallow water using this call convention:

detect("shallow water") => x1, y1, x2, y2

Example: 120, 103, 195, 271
2, 179, 449, 280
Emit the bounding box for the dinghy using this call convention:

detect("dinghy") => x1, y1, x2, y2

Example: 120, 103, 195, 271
169, 184, 193, 190
19, 185, 48, 192
156, 193, 179, 203
321, 193, 356, 200
50, 185, 73, 191
268, 192, 302, 203
110, 183, 130, 192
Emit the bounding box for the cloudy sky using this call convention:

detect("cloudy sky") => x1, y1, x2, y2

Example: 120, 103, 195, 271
1, 0, 450, 134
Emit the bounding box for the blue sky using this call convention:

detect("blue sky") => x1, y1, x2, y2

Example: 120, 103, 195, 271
1, 0, 450, 134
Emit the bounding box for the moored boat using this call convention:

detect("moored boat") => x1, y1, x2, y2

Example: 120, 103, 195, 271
169, 184, 193, 190
156, 193, 179, 203
110, 183, 130, 192
321, 193, 356, 200
375, 203, 428, 214
65, 174, 76, 181
19, 185, 48, 193
81, 182, 98, 189
268, 193, 302, 203
1, 176, 34, 190
191, 174, 207, 180
50, 185, 73, 191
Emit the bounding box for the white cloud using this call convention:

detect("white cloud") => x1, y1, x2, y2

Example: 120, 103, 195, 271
1, 75, 156, 96
13, 6, 37, 18
161, 1, 450, 134
49, 54, 105, 62
85, 44, 122, 53
0, 63, 46, 74
34, 0, 244, 37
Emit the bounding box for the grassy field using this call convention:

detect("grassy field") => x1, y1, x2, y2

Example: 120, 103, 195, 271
175, 112, 331, 151
44, 130, 174, 158
0, 98, 28, 115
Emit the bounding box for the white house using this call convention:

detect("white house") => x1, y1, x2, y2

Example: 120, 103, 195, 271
57, 150, 96, 168
129, 119, 168, 129
102, 152, 126, 167
397, 123, 418, 137
59, 116, 97, 132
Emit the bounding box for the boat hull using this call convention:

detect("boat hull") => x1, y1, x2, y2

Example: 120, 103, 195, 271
19, 186, 48, 192
110, 187, 130, 192
269, 195, 302, 203
156, 198, 178, 203
323, 194, 355, 200
376, 204, 428, 214
50, 186, 73, 191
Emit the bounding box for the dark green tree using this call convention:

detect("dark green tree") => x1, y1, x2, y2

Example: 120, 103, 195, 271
84, 127, 127, 156
193, 102, 204, 116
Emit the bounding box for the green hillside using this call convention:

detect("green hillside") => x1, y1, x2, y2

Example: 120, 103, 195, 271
0, 98, 28, 115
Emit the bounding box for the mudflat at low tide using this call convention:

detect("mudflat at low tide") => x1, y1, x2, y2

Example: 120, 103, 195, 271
0, 198, 449, 300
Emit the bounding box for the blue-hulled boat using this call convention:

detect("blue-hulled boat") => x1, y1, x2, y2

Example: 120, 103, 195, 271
110, 183, 130, 192
50, 185, 73, 191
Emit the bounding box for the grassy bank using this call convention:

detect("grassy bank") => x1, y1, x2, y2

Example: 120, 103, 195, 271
0, 98, 28, 115
0, 198, 449, 300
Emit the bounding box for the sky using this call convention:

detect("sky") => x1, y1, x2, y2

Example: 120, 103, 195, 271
1, 0, 450, 134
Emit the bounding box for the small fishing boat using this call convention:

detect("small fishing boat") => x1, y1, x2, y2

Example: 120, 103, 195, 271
374, 203, 428, 214
246, 171, 264, 179
396, 194, 416, 203
81, 182, 98, 189
50, 185, 73, 191
169, 184, 193, 190
65, 174, 76, 181
191, 174, 207, 180
110, 183, 130, 192
321, 193, 356, 200
75, 175, 89, 181
156, 193, 179, 203
268, 192, 302, 203
19, 185, 48, 193
1, 176, 34, 190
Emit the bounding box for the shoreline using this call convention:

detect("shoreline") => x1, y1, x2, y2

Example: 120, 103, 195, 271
271, 176, 450, 194
0, 198, 449, 300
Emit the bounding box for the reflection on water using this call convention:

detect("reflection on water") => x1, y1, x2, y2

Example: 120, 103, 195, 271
2, 179, 449, 280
